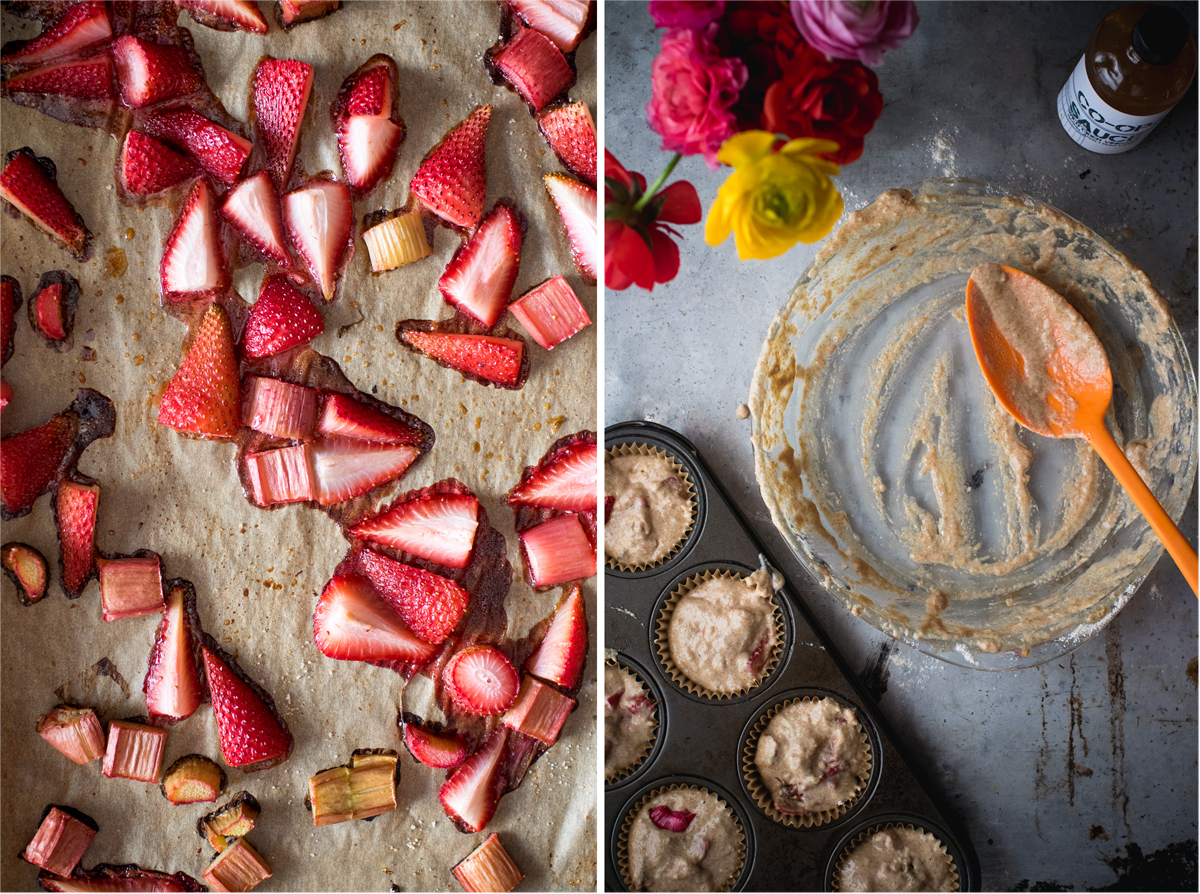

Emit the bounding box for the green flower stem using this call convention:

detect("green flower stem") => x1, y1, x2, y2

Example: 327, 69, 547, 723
632, 153, 682, 212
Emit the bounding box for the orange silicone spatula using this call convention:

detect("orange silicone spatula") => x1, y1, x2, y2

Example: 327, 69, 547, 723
965, 263, 1198, 596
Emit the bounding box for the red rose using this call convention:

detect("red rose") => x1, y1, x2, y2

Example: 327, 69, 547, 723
762, 44, 883, 164
722, 0, 805, 129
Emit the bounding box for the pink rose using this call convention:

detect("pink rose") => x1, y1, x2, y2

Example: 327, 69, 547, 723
646, 27, 748, 170
789, 0, 918, 67
648, 0, 725, 30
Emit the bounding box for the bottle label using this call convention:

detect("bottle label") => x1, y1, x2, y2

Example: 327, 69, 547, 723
1057, 56, 1169, 153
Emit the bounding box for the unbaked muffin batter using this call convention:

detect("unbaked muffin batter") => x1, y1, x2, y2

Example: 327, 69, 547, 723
605, 663, 657, 779
754, 699, 868, 815
605, 452, 693, 566
838, 825, 957, 892
625, 788, 742, 892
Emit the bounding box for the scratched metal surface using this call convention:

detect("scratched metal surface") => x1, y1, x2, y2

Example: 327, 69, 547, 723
603, 2, 1198, 890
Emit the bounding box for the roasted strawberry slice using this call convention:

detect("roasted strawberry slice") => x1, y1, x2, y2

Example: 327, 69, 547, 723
332, 54, 404, 197
1, 49, 115, 107
142, 108, 252, 187
252, 56, 313, 189
357, 546, 469, 643
37, 864, 207, 892
443, 645, 520, 716
0, 148, 92, 261
313, 572, 437, 665
37, 706, 106, 765
202, 643, 293, 771
509, 275, 591, 351
276, 0, 342, 30
510, 0, 592, 52
144, 581, 203, 723
317, 393, 423, 445
241, 376, 319, 440
544, 173, 597, 284
21, 805, 98, 878
491, 25, 575, 113
2, 541, 49, 604
242, 274, 323, 358
397, 324, 528, 390
28, 271, 80, 351
2, 275, 21, 366
524, 582, 586, 690
283, 179, 353, 302
439, 729, 507, 833
220, 172, 292, 269
55, 478, 99, 598
520, 515, 595, 589
111, 35, 203, 108
400, 713, 467, 769
350, 489, 479, 569
173, 0, 269, 33
310, 438, 419, 505
1, 2, 111, 66
157, 303, 240, 439
159, 178, 228, 301
438, 202, 524, 328
507, 430, 597, 513
118, 131, 198, 196
453, 832, 525, 894
409, 104, 491, 229
538, 101, 596, 186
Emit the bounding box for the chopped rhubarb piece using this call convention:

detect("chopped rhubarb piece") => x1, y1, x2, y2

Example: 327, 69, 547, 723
400, 714, 467, 769
37, 864, 206, 891
198, 792, 261, 853
397, 327, 527, 390
520, 514, 595, 588
453, 832, 525, 893
439, 730, 506, 833
282, 179, 353, 302
220, 172, 291, 268
3, 541, 49, 604
242, 275, 324, 358
243, 443, 315, 506
649, 805, 696, 833
201, 837, 272, 892
312, 572, 437, 665
409, 105, 491, 229
316, 393, 423, 445
202, 645, 293, 771
543, 173, 598, 284
437, 202, 524, 328
253, 57, 314, 189
350, 489, 479, 569
524, 583, 587, 690
501, 675, 576, 745
510, 0, 591, 52
538, 100, 596, 185
102, 719, 168, 783
144, 582, 202, 723
1, 2, 112, 66
507, 431, 597, 513
142, 108, 251, 188
443, 645, 520, 716
361, 209, 431, 272
508, 275, 591, 350
357, 547, 470, 644
0, 147, 92, 261
492, 25, 575, 112
37, 705, 106, 765
306, 750, 398, 825
98, 555, 165, 621
22, 806, 98, 877
111, 36, 203, 109
162, 754, 226, 805
310, 438, 419, 505
277, 0, 342, 29
241, 376, 319, 440
56, 479, 99, 598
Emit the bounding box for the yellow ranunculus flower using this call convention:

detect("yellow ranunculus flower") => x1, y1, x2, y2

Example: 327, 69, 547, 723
705, 132, 843, 260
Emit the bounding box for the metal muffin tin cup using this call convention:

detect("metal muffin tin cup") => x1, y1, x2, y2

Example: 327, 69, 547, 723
824, 812, 969, 892
605, 651, 669, 791
604, 421, 980, 891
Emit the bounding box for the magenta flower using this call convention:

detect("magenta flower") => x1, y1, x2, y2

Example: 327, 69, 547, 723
646, 26, 748, 170
789, 0, 918, 67
648, 0, 725, 30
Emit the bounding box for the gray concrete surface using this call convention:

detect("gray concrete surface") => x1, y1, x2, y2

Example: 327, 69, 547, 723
603, 2, 1198, 889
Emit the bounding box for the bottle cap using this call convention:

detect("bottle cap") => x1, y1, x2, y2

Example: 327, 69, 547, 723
1132, 5, 1191, 65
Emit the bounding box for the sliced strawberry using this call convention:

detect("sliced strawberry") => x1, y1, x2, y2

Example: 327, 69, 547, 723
118, 130, 198, 196
283, 179, 353, 302
520, 514, 595, 589
508, 274, 591, 351
159, 178, 228, 300
438, 202, 524, 328
2, 276, 20, 366
537, 101, 596, 185
1, 413, 74, 517
397, 326, 527, 390
1, 1, 112, 66
31, 283, 66, 341
55, 479, 98, 598
439, 729, 506, 833
243, 443, 314, 505
491, 25, 575, 113
144, 582, 203, 723
157, 303, 240, 439
241, 375, 319, 440
316, 393, 423, 445
252, 56, 313, 189
543, 173, 597, 284
142, 108, 251, 187
0, 51, 115, 106
524, 582, 586, 689
111, 35, 203, 109
313, 572, 437, 665
220, 172, 292, 269
350, 490, 479, 569
0, 148, 92, 261
401, 714, 467, 769
243, 275, 323, 358
277, 0, 341, 29
332, 55, 403, 197
173, 0, 269, 33
339, 58, 391, 117
443, 645, 519, 716
357, 547, 469, 644
0, 379, 10, 412
507, 430, 597, 512
309, 438, 419, 505
510, 0, 591, 52
202, 644, 293, 771
409, 104, 491, 229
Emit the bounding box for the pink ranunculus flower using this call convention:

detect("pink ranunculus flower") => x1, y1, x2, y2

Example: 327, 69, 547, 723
646, 26, 748, 170
790, 0, 919, 67
648, 0, 725, 30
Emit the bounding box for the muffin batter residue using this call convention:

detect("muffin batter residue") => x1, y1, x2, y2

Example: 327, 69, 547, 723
625, 788, 742, 892
606, 450, 694, 568
837, 825, 957, 892
604, 663, 657, 780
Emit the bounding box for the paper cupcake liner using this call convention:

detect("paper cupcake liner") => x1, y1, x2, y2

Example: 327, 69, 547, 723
616, 782, 746, 893
605, 443, 697, 572
742, 696, 872, 829
654, 569, 784, 700
831, 822, 959, 892
604, 657, 660, 785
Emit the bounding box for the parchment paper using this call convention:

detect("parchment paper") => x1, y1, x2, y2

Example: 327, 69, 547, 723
0, 2, 597, 890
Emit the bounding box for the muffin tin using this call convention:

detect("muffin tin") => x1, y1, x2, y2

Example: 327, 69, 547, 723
604, 421, 980, 891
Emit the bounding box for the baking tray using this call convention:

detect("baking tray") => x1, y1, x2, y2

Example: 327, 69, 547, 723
603, 420, 981, 891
